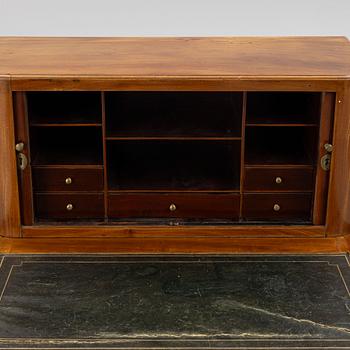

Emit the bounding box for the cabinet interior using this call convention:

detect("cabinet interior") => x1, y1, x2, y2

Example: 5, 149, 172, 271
17, 90, 330, 225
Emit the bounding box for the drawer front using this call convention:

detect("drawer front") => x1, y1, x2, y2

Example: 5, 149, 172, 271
242, 193, 312, 221
35, 193, 104, 220
244, 168, 314, 191
108, 193, 240, 219
32, 168, 103, 191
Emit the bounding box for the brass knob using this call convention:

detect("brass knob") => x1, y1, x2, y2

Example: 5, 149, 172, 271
15, 142, 24, 152
273, 204, 281, 212
66, 203, 73, 211
324, 143, 333, 153
169, 203, 177, 212
65, 177, 72, 185
275, 177, 282, 184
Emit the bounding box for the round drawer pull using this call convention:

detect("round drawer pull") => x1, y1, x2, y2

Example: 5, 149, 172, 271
169, 203, 177, 212
275, 177, 282, 184
65, 177, 72, 185
66, 203, 74, 211
273, 204, 281, 212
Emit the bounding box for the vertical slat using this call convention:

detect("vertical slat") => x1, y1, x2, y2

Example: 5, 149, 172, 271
239, 92, 247, 220
101, 91, 108, 221
13, 92, 34, 225
312, 92, 335, 226
326, 82, 350, 236
0, 78, 21, 237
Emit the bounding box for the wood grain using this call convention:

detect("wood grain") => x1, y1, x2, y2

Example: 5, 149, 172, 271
12, 91, 34, 225
326, 82, 350, 236
22, 225, 325, 238
313, 92, 335, 225
0, 236, 347, 254
0, 37, 349, 78
0, 78, 21, 237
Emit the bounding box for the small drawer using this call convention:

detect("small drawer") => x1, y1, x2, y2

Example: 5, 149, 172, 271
242, 193, 312, 222
244, 167, 314, 191
108, 193, 240, 219
35, 193, 104, 220
32, 167, 103, 191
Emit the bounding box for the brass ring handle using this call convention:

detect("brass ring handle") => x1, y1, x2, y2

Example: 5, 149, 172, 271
273, 204, 281, 212
65, 177, 72, 185
275, 177, 282, 184
169, 203, 177, 212
66, 203, 73, 211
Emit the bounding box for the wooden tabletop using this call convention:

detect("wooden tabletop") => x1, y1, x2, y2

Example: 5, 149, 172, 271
0, 36, 349, 78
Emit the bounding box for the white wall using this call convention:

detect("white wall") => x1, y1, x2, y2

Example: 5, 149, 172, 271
0, 0, 349, 37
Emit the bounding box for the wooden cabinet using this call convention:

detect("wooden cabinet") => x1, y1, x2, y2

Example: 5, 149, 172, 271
14, 90, 330, 225
1, 37, 350, 248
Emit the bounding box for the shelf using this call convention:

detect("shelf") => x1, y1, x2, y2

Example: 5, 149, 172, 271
27, 92, 102, 124
30, 123, 102, 127
108, 189, 240, 193
107, 140, 241, 191
30, 126, 103, 166
245, 127, 318, 166
105, 92, 243, 138
246, 92, 321, 125
106, 137, 241, 141
246, 123, 318, 127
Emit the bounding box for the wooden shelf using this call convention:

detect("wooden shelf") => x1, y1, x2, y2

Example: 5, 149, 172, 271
246, 123, 318, 127
106, 136, 241, 141
27, 91, 102, 125
105, 91, 243, 138
30, 123, 102, 127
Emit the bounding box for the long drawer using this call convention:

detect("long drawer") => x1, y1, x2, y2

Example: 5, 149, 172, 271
32, 167, 104, 192
108, 193, 240, 219
35, 193, 104, 220
242, 193, 313, 221
244, 167, 314, 191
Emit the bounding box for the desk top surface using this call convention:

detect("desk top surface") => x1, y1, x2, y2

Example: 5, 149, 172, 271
0, 36, 349, 79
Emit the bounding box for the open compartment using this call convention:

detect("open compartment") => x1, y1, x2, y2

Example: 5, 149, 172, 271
30, 126, 103, 165
246, 92, 321, 125
107, 140, 240, 191
27, 92, 102, 125
245, 126, 318, 166
105, 92, 243, 138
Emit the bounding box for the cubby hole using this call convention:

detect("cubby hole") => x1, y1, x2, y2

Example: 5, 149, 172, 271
245, 127, 318, 166
107, 140, 241, 191
105, 92, 243, 138
30, 127, 103, 165
27, 92, 102, 125
246, 92, 321, 125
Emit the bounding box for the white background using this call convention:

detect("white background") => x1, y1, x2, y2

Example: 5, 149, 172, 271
0, 0, 349, 37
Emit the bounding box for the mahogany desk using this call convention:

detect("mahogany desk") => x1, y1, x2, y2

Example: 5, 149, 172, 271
0, 36, 350, 254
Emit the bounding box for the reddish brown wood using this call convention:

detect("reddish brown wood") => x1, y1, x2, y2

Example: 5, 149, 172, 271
326, 82, 350, 236
244, 167, 314, 192
12, 91, 34, 225
0, 78, 21, 237
108, 193, 240, 219
21, 224, 325, 238
242, 193, 313, 221
313, 92, 335, 225
0, 37, 349, 77
32, 167, 103, 191
35, 193, 104, 220
11, 78, 343, 92
0, 235, 347, 254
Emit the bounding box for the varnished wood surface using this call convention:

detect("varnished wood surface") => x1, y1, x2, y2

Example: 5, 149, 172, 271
313, 92, 335, 225
326, 82, 350, 236
0, 37, 349, 78
0, 78, 21, 237
21, 225, 325, 238
0, 235, 348, 254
